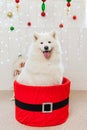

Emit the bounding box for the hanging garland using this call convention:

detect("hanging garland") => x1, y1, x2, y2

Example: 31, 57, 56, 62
8, 0, 74, 30
66, 0, 72, 14
41, 0, 46, 17
15, 0, 20, 11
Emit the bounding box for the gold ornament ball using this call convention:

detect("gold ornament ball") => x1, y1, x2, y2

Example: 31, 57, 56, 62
7, 12, 13, 18
66, 8, 70, 12
16, 4, 20, 10
66, 7, 70, 15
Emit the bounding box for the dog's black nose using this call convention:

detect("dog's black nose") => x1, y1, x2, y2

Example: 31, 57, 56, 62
44, 46, 49, 50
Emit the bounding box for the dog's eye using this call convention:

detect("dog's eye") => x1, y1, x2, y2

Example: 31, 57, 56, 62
48, 41, 51, 43
40, 42, 43, 44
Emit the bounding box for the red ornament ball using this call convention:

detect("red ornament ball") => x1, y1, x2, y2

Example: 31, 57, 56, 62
27, 22, 31, 26
41, 12, 46, 17
15, 0, 20, 3
59, 23, 64, 28
42, 0, 46, 2
72, 15, 77, 20
67, 2, 71, 7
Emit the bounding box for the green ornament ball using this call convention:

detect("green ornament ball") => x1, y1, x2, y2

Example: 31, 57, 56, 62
66, 0, 72, 2
10, 26, 14, 31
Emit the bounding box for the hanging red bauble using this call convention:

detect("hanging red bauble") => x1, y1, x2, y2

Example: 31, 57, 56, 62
67, 2, 71, 7
15, 0, 20, 3
42, 0, 46, 2
15, 0, 20, 11
66, 0, 72, 14
72, 15, 77, 20
59, 23, 64, 28
27, 22, 31, 26
41, 12, 46, 17
41, 0, 46, 17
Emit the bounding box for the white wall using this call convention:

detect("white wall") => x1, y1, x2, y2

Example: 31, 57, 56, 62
0, 0, 87, 90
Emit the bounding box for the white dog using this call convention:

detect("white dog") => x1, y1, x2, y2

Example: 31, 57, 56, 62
17, 31, 64, 86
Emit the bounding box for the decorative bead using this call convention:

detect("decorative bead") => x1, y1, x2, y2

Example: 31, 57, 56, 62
66, 7, 70, 13
15, 0, 20, 3
16, 4, 20, 9
66, 0, 71, 2
59, 24, 64, 28
72, 15, 77, 20
42, 0, 46, 2
27, 22, 31, 26
41, 12, 46, 17
67, 2, 71, 7
10, 26, 14, 31
42, 2, 45, 11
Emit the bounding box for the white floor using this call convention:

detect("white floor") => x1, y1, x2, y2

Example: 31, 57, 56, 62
0, 91, 87, 130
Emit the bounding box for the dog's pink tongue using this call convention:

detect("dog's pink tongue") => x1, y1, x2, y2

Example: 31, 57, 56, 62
44, 52, 51, 59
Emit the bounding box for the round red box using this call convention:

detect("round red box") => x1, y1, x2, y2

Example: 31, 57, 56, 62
14, 77, 70, 127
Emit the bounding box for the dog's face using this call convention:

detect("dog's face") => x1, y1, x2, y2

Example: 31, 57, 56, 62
33, 31, 58, 59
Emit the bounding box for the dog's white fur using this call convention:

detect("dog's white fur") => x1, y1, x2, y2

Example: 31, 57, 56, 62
17, 31, 64, 86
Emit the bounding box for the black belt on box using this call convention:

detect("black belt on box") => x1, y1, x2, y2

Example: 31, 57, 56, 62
15, 97, 69, 113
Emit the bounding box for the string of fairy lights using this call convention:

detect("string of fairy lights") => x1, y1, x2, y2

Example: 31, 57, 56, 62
0, 0, 86, 65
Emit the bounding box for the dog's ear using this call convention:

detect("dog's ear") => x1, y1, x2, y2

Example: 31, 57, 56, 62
51, 31, 57, 39
33, 33, 39, 41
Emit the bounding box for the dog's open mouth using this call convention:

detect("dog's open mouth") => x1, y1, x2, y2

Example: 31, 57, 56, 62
43, 51, 51, 59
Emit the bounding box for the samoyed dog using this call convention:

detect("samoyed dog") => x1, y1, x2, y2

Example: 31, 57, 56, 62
17, 31, 64, 86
